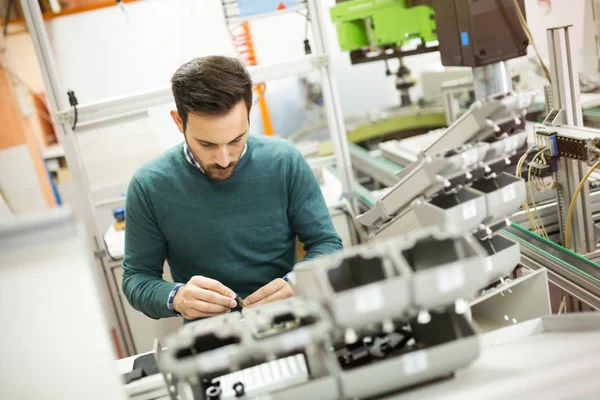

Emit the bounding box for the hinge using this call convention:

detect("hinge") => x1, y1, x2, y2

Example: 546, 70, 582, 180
94, 249, 107, 259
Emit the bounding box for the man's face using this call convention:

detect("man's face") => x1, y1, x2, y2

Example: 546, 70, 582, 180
171, 101, 249, 181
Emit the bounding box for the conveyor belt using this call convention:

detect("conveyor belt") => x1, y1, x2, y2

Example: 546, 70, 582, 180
503, 224, 600, 284
348, 143, 402, 187
501, 223, 600, 310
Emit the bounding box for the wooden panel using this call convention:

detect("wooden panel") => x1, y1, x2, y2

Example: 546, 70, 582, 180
0, 53, 56, 207
0, 67, 27, 149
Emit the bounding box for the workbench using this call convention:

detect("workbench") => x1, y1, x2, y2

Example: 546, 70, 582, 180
117, 313, 600, 400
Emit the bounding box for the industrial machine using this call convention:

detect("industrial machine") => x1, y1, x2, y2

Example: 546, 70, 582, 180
329, 0, 528, 103
118, 4, 600, 400
155, 223, 525, 400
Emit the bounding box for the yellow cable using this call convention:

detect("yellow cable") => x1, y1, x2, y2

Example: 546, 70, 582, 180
511, 0, 552, 83
565, 159, 600, 248
558, 292, 567, 315
516, 149, 544, 234
528, 149, 550, 239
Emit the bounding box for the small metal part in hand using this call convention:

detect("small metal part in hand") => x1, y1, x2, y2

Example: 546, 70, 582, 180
236, 294, 245, 308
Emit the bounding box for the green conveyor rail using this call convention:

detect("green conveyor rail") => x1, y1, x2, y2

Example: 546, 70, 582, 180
503, 223, 600, 285
348, 142, 403, 174
325, 166, 377, 208
319, 111, 447, 156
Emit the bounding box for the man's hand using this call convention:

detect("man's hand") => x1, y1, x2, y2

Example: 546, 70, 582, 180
173, 276, 237, 319
244, 278, 294, 308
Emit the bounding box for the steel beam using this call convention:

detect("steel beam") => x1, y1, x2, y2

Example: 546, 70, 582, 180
546, 25, 596, 253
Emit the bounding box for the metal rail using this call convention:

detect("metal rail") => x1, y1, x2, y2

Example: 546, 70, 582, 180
501, 224, 600, 310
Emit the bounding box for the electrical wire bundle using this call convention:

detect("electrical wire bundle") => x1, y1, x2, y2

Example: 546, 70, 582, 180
511, 0, 552, 83
515, 146, 550, 239
517, 144, 600, 313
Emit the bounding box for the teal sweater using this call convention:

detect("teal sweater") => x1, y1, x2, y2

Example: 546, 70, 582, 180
122, 135, 342, 319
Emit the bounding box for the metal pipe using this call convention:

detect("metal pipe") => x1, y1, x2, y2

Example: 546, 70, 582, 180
472, 61, 512, 100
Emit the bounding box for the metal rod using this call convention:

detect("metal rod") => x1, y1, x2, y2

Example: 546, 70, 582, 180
472, 61, 512, 100
3, 0, 13, 36
307, 0, 354, 196
546, 25, 595, 253
19, 0, 134, 355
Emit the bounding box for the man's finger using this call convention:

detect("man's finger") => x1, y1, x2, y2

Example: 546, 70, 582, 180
191, 276, 236, 299
189, 287, 237, 308
186, 306, 231, 320
190, 299, 230, 314
246, 288, 289, 308
245, 278, 285, 306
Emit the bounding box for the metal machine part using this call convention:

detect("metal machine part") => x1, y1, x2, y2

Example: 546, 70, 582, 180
431, 0, 528, 68
329, 0, 438, 64
293, 237, 410, 330
544, 25, 596, 253
502, 223, 600, 311
157, 223, 528, 399
330, 0, 528, 108
356, 92, 532, 230
158, 298, 339, 400
396, 60, 416, 107
295, 227, 506, 322
472, 61, 513, 100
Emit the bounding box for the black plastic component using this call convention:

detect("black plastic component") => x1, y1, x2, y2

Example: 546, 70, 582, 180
556, 136, 589, 160
327, 255, 387, 292
529, 162, 553, 178
409, 309, 474, 347
233, 382, 245, 397
122, 368, 145, 384
303, 39, 312, 55
402, 238, 459, 272
336, 326, 413, 370
176, 334, 240, 360
432, 0, 528, 67
121, 353, 160, 384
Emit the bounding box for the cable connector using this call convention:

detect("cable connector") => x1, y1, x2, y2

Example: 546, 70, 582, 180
303, 39, 312, 55
67, 90, 78, 130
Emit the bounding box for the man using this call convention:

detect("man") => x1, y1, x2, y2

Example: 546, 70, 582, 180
122, 55, 342, 321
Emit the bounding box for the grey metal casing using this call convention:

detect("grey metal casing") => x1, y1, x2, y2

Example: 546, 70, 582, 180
483, 131, 528, 165
423, 91, 535, 157
479, 235, 521, 284
294, 239, 412, 329
335, 334, 479, 399
159, 299, 341, 399
470, 172, 526, 225
358, 144, 489, 228
159, 313, 249, 381
373, 187, 488, 239
241, 297, 333, 358
393, 232, 490, 310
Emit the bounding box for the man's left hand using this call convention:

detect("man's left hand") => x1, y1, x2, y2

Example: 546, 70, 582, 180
244, 278, 294, 307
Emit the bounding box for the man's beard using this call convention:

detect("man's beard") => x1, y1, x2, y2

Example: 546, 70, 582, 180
202, 160, 238, 181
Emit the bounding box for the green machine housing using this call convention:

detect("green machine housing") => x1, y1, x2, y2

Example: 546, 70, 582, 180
330, 0, 528, 68
330, 0, 437, 52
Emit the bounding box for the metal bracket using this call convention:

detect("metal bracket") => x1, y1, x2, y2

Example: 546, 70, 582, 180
311, 54, 328, 68
542, 108, 566, 126
94, 249, 107, 259
55, 108, 74, 125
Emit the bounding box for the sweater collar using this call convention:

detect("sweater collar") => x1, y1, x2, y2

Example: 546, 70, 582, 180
183, 142, 248, 173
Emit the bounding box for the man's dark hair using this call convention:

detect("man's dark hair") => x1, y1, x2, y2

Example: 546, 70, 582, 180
171, 56, 253, 130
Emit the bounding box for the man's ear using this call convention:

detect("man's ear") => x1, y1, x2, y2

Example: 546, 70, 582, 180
170, 110, 184, 134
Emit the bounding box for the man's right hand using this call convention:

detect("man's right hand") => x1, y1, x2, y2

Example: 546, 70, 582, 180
173, 276, 237, 319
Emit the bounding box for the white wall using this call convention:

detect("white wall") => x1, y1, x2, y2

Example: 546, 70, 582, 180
46, 0, 234, 103
42, 0, 597, 195
45, 0, 442, 129
512, 0, 593, 91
